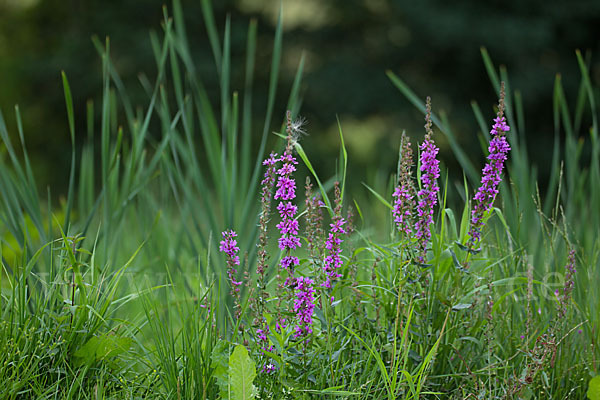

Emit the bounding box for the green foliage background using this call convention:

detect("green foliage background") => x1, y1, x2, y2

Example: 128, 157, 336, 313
1, 0, 599, 194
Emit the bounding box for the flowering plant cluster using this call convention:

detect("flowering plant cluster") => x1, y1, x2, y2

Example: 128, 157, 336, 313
220, 111, 325, 368
214, 92, 582, 395
219, 94, 513, 358
390, 88, 512, 263
391, 97, 440, 263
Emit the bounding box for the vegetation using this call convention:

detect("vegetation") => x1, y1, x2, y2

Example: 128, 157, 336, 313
0, 1, 598, 398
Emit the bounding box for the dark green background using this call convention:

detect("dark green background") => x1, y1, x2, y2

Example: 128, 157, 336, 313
1, 0, 599, 194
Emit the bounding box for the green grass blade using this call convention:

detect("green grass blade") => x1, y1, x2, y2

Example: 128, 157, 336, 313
480, 47, 500, 92
201, 0, 222, 72
362, 183, 392, 210
220, 15, 231, 138
240, 19, 257, 195
61, 71, 77, 231
295, 142, 332, 212
470, 100, 489, 140
240, 5, 285, 224
285, 52, 306, 116
337, 116, 348, 203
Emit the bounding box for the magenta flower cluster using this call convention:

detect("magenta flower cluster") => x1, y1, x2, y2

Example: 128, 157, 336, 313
392, 185, 413, 236
322, 217, 346, 288
275, 150, 301, 270
253, 151, 279, 362
256, 323, 276, 373
219, 230, 242, 292
389, 99, 439, 263
293, 276, 316, 338
468, 87, 511, 247
415, 101, 440, 262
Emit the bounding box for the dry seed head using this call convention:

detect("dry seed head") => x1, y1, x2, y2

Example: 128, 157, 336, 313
498, 81, 506, 118
285, 110, 308, 149
424, 96, 433, 139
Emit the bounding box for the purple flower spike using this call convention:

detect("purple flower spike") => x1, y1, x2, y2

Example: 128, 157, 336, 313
219, 230, 241, 290
468, 82, 511, 248
257, 152, 279, 279
322, 182, 346, 289
293, 276, 316, 338
275, 115, 301, 270
392, 132, 416, 238
253, 151, 280, 365
219, 230, 243, 319
415, 97, 440, 262
274, 111, 304, 333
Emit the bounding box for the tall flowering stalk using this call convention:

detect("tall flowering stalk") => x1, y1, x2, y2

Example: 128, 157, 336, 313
253, 152, 279, 357
468, 82, 511, 248
558, 249, 576, 319
257, 152, 279, 277
304, 177, 325, 262
274, 111, 302, 331
322, 182, 346, 290
415, 97, 440, 262
275, 113, 301, 271
219, 230, 242, 318
293, 276, 316, 339
526, 255, 534, 341
392, 132, 416, 238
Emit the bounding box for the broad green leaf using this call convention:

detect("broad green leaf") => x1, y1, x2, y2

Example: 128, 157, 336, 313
73, 335, 132, 367
588, 376, 600, 400
211, 341, 230, 398
451, 303, 472, 311
228, 344, 256, 400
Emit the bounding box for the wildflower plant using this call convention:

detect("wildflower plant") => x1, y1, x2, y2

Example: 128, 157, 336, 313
271, 111, 304, 334
415, 97, 441, 262
253, 152, 279, 357
468, 82, 511, 248
275, 112, 301, 271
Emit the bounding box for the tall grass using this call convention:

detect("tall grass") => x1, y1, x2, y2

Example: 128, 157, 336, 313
2, 0, 304, 322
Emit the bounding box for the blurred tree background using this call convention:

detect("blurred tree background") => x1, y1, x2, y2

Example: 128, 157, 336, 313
0, 0, 599, 198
